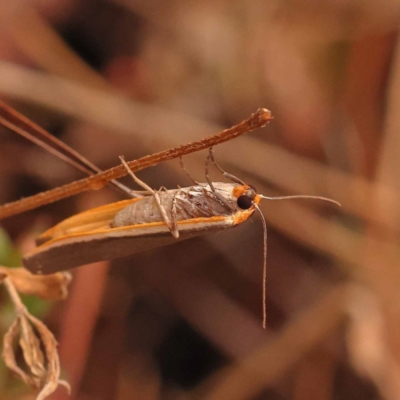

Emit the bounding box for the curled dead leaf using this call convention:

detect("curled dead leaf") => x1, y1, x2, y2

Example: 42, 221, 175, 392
0, 266, 72, 300
19, 316, 46, 381
2, 276, 71, 399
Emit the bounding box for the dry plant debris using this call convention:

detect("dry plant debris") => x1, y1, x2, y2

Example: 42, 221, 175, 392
0, 268, 71, 399
0, 267, 71, 301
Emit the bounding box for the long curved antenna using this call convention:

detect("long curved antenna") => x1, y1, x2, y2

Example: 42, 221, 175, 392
205, 149, 235, 210
205, 149, 216, 191
254, 203, 268, 329
208, 147, 246, 185
259, 194, 341, 207
179, 156, 199, 185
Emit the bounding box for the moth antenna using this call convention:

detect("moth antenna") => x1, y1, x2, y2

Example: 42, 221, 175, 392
179, 156, 199, 185
208, 148, 246, 185
254, 203, 268, 329
205, 149, 216, 192
204, 149, 235, 210
259, 194, 341, 207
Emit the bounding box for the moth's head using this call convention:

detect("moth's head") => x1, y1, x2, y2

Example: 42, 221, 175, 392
232, 184, 260, 210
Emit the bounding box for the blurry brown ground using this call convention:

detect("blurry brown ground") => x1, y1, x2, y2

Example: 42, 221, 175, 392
1, 0, 400, 399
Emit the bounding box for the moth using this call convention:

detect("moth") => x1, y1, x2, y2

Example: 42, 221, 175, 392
0, 102, 338, 328
22, 150, 265, 274
23, 146, 339, 272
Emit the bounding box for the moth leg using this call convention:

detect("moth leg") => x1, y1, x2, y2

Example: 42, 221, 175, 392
208, 147, 246, 185
119, 156, 179, 239
182, 190, 208, 216
205, 150, 235, 210
201, 187, 234, 212
205, 150, 216, 192
179, 156, 199, 185
170, 189, 182, 237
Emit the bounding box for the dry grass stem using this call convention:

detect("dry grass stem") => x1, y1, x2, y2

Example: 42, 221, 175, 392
202, 285, 348, 400
347, 286, 400, 400
0, 106, 272, 219
0, 4, 109, 91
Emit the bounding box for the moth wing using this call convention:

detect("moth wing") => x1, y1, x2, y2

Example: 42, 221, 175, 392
23, 216, 244, 274
37, 198, 141, 244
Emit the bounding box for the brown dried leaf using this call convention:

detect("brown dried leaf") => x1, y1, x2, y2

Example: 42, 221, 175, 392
3, 317, 40, 388
2, 276, 71, 399
26, 312, 71, 399
19, 316, 46, 380
0, 267, 72, 300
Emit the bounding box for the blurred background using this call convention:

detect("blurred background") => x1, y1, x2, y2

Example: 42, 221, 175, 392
0, 0, 399, 399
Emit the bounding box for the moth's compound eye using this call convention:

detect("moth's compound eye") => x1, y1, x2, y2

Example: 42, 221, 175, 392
237, 195, 253, 210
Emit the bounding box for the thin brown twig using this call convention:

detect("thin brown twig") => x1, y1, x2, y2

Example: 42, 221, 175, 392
0, 108, 272, 219
3, 276, 26, 313
0, 100, 104, 175
0, 100, 133, 196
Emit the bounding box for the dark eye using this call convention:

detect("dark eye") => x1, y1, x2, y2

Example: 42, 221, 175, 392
237, 195, 253, 210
